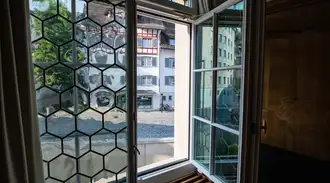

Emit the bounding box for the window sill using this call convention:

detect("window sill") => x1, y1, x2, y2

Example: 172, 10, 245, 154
137, 160, 196, 183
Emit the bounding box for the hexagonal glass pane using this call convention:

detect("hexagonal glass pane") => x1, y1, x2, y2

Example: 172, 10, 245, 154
63, 132, 89, 157
91, 129, 115, 154
29, 0, 57, 20
75, 19, 101, 47
88, 0, 114, 25
45, 64, 74, 92
115, 3, 125, 26
38, 115, 46, 135
103, 22, 126, 48
116, 128, 127, 150
31, 39, 58, 69
103, 66, 126, 91
79, 152, 103, 177
30, 15, 41, 42
116, 46, 126, 68
40, 133, 61, 161
93, 170, 115, 183
77, 109, 102, 135
45, 178, 61, 183
61, 87, 89, 114
116, 87, 126, 110
60, 41, 88, 68
104, 108, 126, 132
76, 66, 102, 91
33, 65, 43, 89
89, 43, 114, 66
48, 111, 75, 137
43, 162, 48, 178
105, 148, 126, 173
90, 87, 115, 113
66, 174, 90, 183
59, 0, 87, 22
36, 87, 60, 116
49, 155, 77, 181
44, 16, 72, 46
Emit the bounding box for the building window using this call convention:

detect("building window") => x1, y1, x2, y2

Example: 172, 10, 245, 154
162, 96, 166, 101
137, 56, 157, 67
140, 38, 156, 48
223, 63, 226, 67
165, 58, 175, 68
227, 77, 229, 84
223, 50, 226, 58
137, 37, 142, 47
218, 76, 221, 84
137, 75, 157, 86
169, 39, 175, 46
218, 62, 221, 67
153, 38, 158, 48
228, 52, 230, 59
224, 36, 227, 44
218, 48, 222, 57
165, 76, 175, 85
219, 34, 222, 42
169, 96, 172, 101
223, 77, 226, 84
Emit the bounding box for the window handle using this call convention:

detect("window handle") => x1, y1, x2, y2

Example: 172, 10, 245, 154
133, 145, 140, 155
261, 119, 267, 134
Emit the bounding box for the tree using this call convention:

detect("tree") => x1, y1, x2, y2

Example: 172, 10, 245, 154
31, 0, 86, 91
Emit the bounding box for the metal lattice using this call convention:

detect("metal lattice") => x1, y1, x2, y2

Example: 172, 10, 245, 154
30, 0, 127, 182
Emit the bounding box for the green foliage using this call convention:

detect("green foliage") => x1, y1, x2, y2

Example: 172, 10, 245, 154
31, 0, 85, 90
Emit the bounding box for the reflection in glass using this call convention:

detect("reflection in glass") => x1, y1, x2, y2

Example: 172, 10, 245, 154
193, 119, 210, 170
194, 72, 212, 120
195, 18, 213, 69
215, 70, 241, 130
214, 128, 238, 182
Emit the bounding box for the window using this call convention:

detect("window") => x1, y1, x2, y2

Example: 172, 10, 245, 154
218, 76, 221, 84
162, 95, 166, 101
219, 34, 222, 42
228, 52, 230, 59
218, 62, 221, 67
169, 39, 175, 46
165, 58, 175, 68
138, 37, 143, 47
140, 38, 156, 48
137, 75, 157, 86
165, 76, 175, 85
218, 48, 222, 57
137, 56, 157, 67
227, 77, 229, 84
137, 96, 152, 109
224, 36, 227, 44
169, 96, 172, 101
153, 38, 158, 48
223, 77, 226, 84
223, 50, 226, 58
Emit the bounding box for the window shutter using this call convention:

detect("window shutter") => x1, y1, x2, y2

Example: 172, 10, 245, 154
165, 76, 169, 85
137, 76, 141, 85
152, 76, 157, 85
165, 58, 169, 67
152, 57, 157, 67
120, 75, 125, 85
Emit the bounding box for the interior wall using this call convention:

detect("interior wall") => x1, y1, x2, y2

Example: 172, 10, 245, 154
262, 1, 330, 161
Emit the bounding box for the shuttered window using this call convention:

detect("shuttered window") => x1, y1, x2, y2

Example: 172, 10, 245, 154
137, 56, 157, 67
165, 58, 175, 68
165, 76, 175, 85
137, 75, 157, 86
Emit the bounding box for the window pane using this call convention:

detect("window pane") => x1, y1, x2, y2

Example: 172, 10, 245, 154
216, 69, 241, 130
30, 1, 127, 182
194, 72, 212, 120
195, 18, 213, 69
193, 119, 210, 170
214, 128, 239, 182
216, 7, 243, 68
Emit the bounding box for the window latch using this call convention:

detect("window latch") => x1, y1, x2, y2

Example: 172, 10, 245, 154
133, 145, 140, 155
